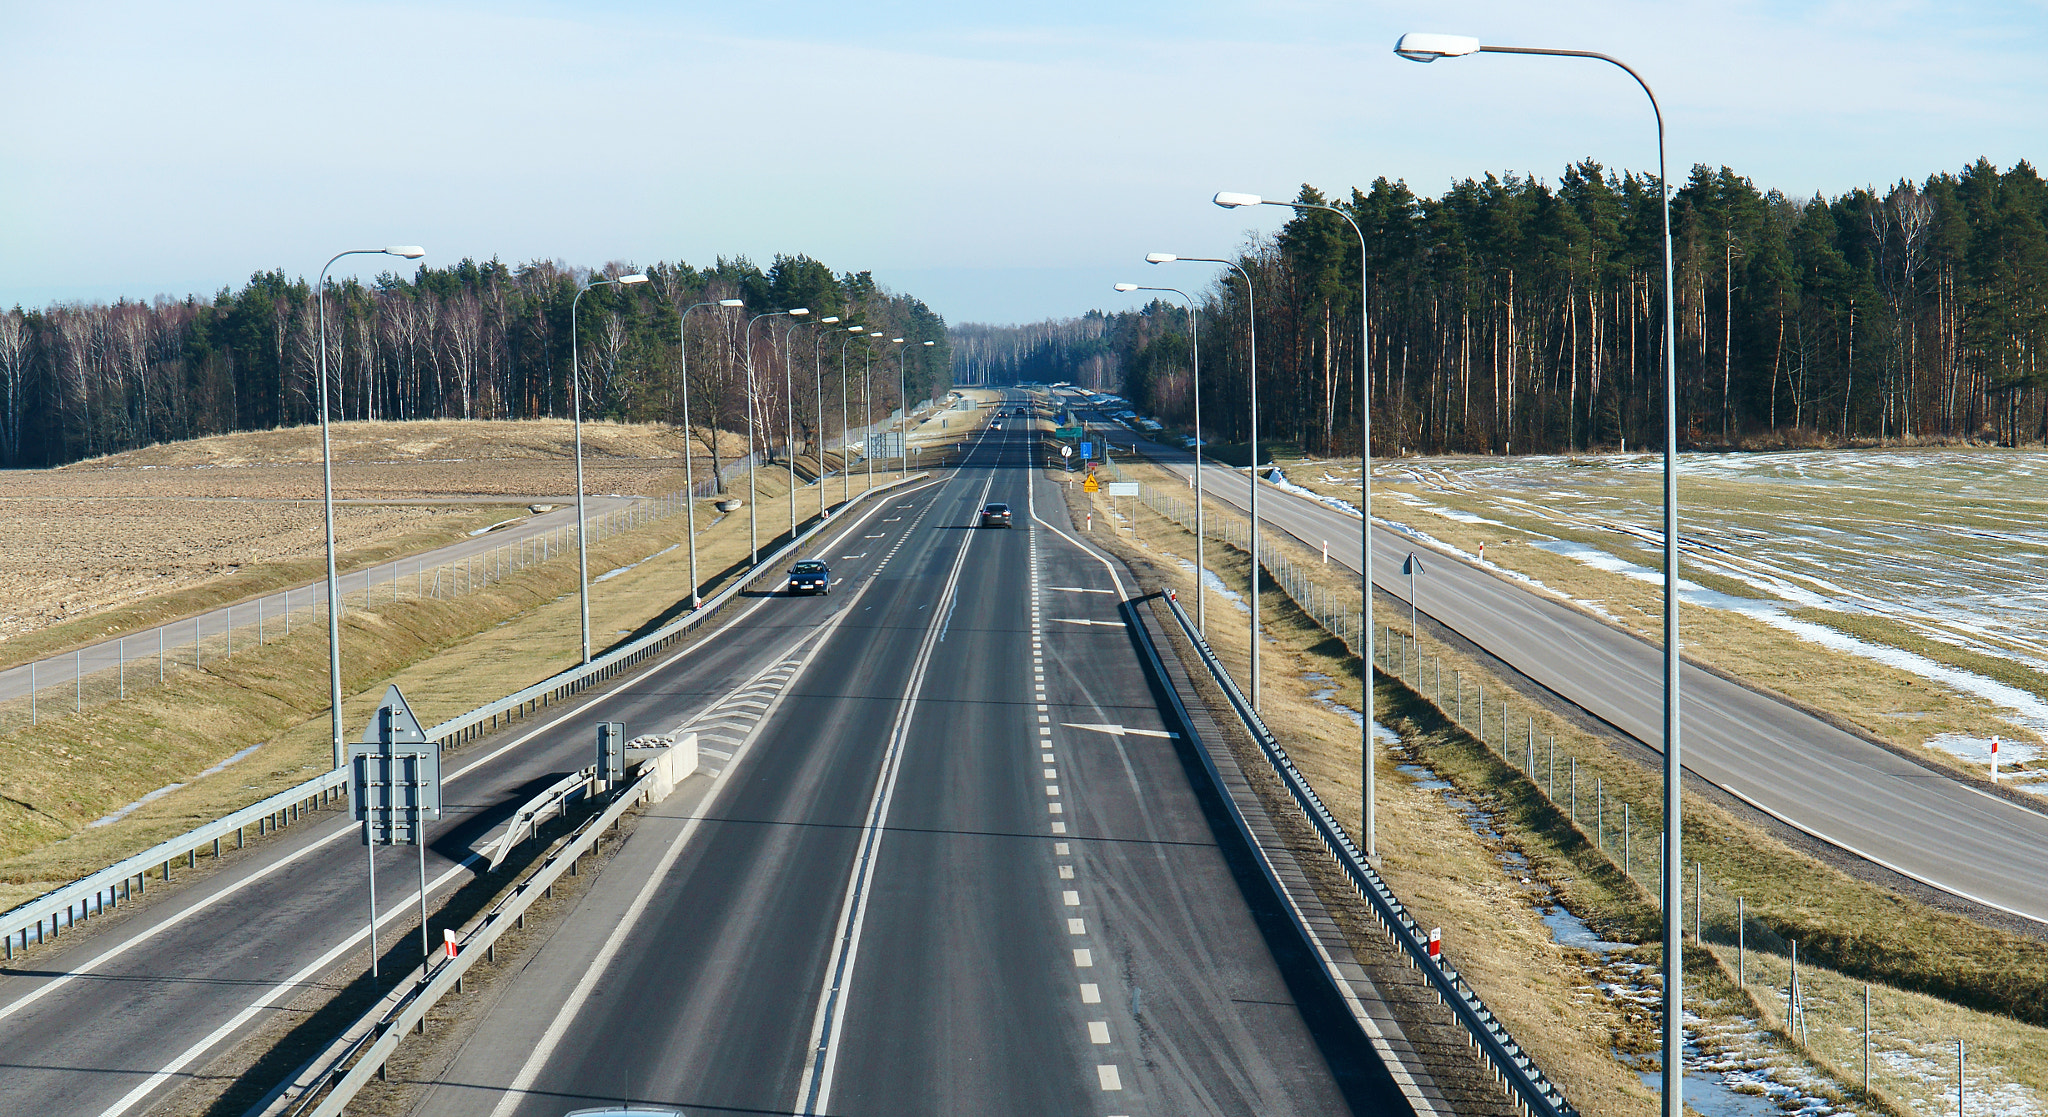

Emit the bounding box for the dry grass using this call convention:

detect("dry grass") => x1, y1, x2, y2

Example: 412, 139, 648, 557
1077, 458, 2048, 1109
0, 456, 894, 911
0, 418, 756, 663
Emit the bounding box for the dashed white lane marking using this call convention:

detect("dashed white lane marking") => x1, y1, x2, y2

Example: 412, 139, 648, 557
1042, 753, 1055, 763
1055, 843, 1069, 855
1073, 948, 1093, 967
1067, 918, 1086, 934
1088, 1021, 1112, 1044
1062, 890, 1080, 906
1057, 864, 1074, 879
1050, 821, 1066, 833
1097, 1065, 1123, 1091
1054, 618, 1125, 627
1044, 768, 1058, 779
1048, 803, 1063, 814
1048, 586, 1115, 593
1080, 983, 1101, 1003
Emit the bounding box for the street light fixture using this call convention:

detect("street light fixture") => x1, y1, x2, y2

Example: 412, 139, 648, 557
1215, 186, 1380, 858
1148, 251, 1265, 710
571, 271, 649, 664
677, 297, 744, 610
315, 245, 425, 770
1395, 31, 1685, 1116
1112, 281, 1208, 639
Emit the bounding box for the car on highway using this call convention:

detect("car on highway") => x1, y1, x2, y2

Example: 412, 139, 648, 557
978, 502, 1012, 528
787, 559, 830, 595
991, 420, 1002, 430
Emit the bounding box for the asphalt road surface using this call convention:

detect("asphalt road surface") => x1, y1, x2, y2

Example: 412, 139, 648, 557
1118, 418, 2048, 926
408, 408, 1397, 1116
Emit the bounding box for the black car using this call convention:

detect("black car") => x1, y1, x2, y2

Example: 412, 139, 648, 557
978, 502, 1012, 528
787, 559, 830, 595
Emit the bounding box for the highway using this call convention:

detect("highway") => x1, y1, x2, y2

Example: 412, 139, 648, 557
406, 406, 1400, 1115
0, 494, 639, 707
1109, 412, 2048, 926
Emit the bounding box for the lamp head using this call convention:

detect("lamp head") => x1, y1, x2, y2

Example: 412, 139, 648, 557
869, 331, 882, 337
383, 246, 427, 259
1394, 32, 1480, 62
846, 324, 865, 332
1113, 283, 1139, 292
922, 340, 934, 346
790, 307, 810, 316
820, 315, 840, 324
891, 337, 905, 344
618, 273, 650, 284
1145, 253, 1176, 264
1213, 192, 1262, 208
718, 298, 744, 307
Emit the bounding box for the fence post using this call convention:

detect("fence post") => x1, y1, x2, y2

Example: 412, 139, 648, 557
1864, 985, 1872, 1099
120, 636, 126, 699
1570, 757, 1578, 822
1695, 862, 1703, 941
1738, 896, 1745, 984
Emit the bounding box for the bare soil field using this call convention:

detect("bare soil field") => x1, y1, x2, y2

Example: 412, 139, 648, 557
0, 419, 749, 653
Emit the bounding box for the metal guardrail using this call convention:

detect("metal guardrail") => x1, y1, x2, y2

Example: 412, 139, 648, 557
1, 472, 935, 960
1154, 589, 1577, 1117
293, 756, 662, 1117
477, 766, 598, 872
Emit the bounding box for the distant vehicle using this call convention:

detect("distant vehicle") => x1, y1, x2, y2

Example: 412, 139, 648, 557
787, 559, 830, 595
978, 502, 1012, 528
991, 420, 1002, 430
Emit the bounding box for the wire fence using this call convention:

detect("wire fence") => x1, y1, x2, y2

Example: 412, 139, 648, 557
1099, 457, 2032, 1116
0, 487, 698, 739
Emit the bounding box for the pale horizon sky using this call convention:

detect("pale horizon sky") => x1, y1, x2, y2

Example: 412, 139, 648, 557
5, 1, 2044, 327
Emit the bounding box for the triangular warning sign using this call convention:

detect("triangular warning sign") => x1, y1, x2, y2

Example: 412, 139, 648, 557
360, 684, 429, 745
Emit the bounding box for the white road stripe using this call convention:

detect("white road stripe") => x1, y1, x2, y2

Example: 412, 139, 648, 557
1097, 1065, 1123, 1090
1088, 1021, 1112, 1044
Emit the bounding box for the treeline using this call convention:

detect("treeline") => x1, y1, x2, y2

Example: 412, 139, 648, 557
0, 254, 951, 469
965, 157, 2048, 454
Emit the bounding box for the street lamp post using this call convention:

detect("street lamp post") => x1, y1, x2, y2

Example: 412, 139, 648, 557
810, 315, 841, 521
316, 245, 424, 769
1215, 187, 1379, 858
571, 271, 650, 664
678, 297, 745, 609
839, 324, 866, 504
1148, 252, 1264, 709
1395, 30, 1685, 1116
864, 332, 882, 489
779, 310, 814, 540
1113, 282, 1207, 638
744, 309, 804, 564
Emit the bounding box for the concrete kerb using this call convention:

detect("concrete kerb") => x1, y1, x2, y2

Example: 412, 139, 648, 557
1154, 588, 1577, 1117
0, 473, 932, 961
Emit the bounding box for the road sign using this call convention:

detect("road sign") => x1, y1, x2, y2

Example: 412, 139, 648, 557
1080, 441, 1093, 459
1107, 482, 1138, 497
597, 721, 626, 782
349, 685, 440, 846
1083, 476, 1099, 493
1061, 444, 1072, 458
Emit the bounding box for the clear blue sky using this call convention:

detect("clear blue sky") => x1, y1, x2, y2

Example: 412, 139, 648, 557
4, 0, 2043, 326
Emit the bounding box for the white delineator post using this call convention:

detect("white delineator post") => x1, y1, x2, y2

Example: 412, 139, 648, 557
1991, 736, 2000, 783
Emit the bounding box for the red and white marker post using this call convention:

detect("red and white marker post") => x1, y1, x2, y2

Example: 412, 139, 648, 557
1427, 927, 1442, 964
443, 927, 458, 960
1991, 736, 2001, 783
